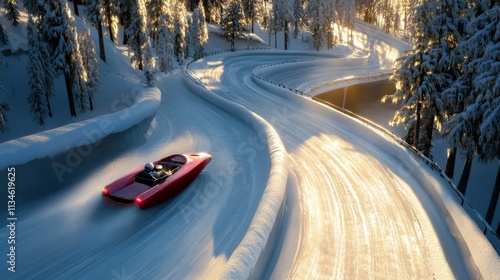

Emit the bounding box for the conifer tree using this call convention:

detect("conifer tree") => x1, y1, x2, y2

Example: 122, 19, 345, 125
27, 16, 54, 125
80, 22, 101, 110
383, 1, 435, 154
173, 1, 188, 63
143, 44, 156, 87
0, 23, 9, 45
125, 0, 150, 70
87, 0, 106, 61
190, 0, 209, 58
41, 0, 86, 117
273, 0, 294, 49
445, 2, 500, 197
0, 67, 8, 133
0, 93, 8, 133
157, 16, 175, 73
148, 0, 166, 46
103, 0, 119, 43
4, 0, 20, 26
291, 0, 304, 39
242, 0, 263, 33
221, 0, 246, 51
306, 0, 326, 50
120, 0, 133, 45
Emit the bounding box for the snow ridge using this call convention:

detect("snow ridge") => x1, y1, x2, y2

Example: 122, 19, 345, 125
0, 86, 160, 169
183, 67, 288, 279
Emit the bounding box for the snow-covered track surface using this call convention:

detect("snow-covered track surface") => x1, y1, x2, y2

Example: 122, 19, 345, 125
187, 51, 475, 279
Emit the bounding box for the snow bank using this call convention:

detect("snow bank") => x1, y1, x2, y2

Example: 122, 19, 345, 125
183, 69, 288, 279
257, 80, 500, 279
0, 86, 160, 169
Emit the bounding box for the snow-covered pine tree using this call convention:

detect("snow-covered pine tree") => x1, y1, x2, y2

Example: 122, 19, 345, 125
80, 21, 101, 110
383, 0, 435, 154
291, 0, 304, 39
476, 4, 500, 225
323, 0, 337, 49
186, 16, 195, 58
125, 0, 150, 70
157, 15, 175, 73
272, 0, 294, 49
148, 0, 167, 46
173, 1, 188, 63
191, 0, 208, 58
41, 0, 86, 117
337, 0, 355, 42
27, 15, 54, 125
242, 0, 263, 33
357, 0, 377, 24
143, 43, 156, 87
103, 0, 119, 44
266, 8, 276, 47
446, 2, 500, 200
120, 0, 133, 45
4, 0, 20, 26
412, 0, 468, 159
221, 0, 246, 51
306, 0, 326, 50
430, 0, 468, 178
87, 0, 106, 61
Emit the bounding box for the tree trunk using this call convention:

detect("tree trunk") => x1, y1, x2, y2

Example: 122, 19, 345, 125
98, 21, 106, 62
89, 95, 94, 111
251, 16, 254, 33
458, 155, 473, 195
284, 20, 289, 50
445, 147, 457, 178
105, 0, 115, 44
485, 161, 500, 225
73, 0, 79, 16
414, 100, 422, 151
64, 72, 77, 117
423, 107, 435, 158
45, 92, 53, 118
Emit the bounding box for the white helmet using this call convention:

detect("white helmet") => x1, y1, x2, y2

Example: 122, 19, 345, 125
155, 165, 163, 171
145, 162, 154, 171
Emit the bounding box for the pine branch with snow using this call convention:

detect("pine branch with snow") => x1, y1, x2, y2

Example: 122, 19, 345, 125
80, 21, 102, 110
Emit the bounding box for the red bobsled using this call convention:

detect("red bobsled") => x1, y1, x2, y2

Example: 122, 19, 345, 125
102, 153, 211, 209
